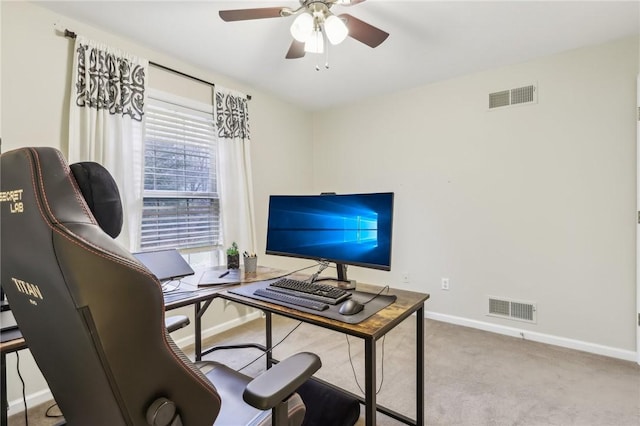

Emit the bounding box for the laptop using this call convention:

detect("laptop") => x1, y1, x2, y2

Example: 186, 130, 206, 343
133, 249, 195, 283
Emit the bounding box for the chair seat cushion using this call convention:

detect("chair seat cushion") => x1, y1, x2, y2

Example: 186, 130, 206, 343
201, 362, 306, 426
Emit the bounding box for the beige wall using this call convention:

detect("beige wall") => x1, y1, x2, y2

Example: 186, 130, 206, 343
313, 36, 638, 354
0, 1, 314, 411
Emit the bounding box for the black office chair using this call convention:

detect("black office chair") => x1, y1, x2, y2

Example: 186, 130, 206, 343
0, 147, 321, 425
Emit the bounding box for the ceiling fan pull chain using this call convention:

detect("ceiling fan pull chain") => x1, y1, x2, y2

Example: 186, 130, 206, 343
325, 40, 330, 69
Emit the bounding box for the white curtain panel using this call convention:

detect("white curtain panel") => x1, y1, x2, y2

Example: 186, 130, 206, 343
68, 36, 148, 250
214, 87, 257, 256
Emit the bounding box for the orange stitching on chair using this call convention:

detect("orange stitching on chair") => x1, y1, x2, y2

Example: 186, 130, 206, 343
24, 149, 53, 236
30, 148, 61, 225
30, 148, 98, 237
29, 149, 146, 274
48, 223, 224, 398
161, 331, 223, 403
54, 149, 97, 226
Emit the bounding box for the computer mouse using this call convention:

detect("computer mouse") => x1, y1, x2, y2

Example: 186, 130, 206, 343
339, 299, 364, 316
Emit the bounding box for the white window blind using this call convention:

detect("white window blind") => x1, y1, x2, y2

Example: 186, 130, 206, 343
141, 97, 220, 250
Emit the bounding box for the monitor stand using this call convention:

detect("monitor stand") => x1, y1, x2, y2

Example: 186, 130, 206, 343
335, 263, 356, 290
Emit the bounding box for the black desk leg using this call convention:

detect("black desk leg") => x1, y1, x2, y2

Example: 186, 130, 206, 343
2, 352, 7, 426
265, 312, 273, 369
194, 301, 202, 361
364, 337, 377, 426
417, 305, 425, 426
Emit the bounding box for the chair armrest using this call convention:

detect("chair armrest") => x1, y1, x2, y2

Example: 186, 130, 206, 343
243, 352, 321, 410
165, 315, 190, 333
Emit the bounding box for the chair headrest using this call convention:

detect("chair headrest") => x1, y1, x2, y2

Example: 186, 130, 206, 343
69, 161, 123, 238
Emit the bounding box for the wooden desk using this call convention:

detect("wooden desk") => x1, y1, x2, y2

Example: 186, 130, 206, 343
219, 277, 429, 426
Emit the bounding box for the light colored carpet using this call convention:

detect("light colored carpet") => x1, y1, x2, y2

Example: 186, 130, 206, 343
9, 317, 640, 425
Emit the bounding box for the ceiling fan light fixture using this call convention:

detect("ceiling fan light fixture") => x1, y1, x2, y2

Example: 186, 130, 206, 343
324, 14, 348, 45
290, 12, 314, 42
304, 30, 324, 53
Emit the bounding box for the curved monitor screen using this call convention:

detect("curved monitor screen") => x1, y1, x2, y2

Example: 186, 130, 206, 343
265, 192, 394, 271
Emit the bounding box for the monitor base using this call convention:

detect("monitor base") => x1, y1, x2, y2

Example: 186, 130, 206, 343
336, 280, 357, 290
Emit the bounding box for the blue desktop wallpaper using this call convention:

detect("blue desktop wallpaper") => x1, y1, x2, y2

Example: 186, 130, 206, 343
266, 193, 393, 269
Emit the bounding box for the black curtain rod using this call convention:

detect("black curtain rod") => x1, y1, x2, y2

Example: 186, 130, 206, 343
64, 29, 251, 100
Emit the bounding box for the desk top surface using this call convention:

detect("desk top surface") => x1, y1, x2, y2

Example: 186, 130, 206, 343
165, 265, 429, 339
0, 332, 26, 353
215, 266, 430, 339
163, 265, 287, 309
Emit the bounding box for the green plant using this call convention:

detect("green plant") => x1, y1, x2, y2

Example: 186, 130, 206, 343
226, 241, 239, 256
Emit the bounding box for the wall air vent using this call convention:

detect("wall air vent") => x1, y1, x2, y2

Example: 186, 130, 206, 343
489, 84, 537, 110
489, 90, 510, 109
488, 296, 537, 323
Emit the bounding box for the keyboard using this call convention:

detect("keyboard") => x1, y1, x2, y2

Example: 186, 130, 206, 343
253, 288, 329, 311
269, 278, 351, 305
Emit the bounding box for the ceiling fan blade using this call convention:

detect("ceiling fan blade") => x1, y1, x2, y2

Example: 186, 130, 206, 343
286, 40, 306, 59
336, 0, 367, 6
339, 13, 389, 48
219, 8, 285, 22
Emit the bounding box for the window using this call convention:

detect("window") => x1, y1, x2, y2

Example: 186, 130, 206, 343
141, 95, 220, 252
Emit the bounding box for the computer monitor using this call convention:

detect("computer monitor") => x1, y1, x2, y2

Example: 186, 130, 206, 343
265, 192, 394, 283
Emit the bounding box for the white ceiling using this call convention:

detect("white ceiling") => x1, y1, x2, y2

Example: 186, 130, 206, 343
37, 1, 639, 111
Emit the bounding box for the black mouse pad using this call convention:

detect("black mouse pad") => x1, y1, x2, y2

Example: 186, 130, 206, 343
229, 280, 397, 324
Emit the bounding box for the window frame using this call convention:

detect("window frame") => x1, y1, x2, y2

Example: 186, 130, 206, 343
140, 89, 221, 254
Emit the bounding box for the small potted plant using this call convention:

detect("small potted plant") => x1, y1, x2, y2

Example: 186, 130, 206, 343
226, 241, 240, 269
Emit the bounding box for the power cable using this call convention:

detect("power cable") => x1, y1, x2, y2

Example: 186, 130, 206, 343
237, 321, 303, 372
16, 352, 28, 426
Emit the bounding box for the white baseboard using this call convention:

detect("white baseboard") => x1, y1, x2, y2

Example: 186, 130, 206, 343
7, 311, 263, 417
425, 311, 638, 363
7, 388, 54, 418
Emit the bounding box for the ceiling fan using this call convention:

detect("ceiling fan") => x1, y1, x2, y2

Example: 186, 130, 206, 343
219, 0, 389, 59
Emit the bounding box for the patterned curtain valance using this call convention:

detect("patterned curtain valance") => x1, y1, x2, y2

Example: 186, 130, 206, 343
74, 39, 146, 122
215, 89, 250, 140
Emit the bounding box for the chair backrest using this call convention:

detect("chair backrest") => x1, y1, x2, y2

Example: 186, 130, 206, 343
1, 147, 220, 425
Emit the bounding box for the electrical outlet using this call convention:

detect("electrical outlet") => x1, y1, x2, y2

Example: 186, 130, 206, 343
402, 272, 410, 283
441, 277, 450, 290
